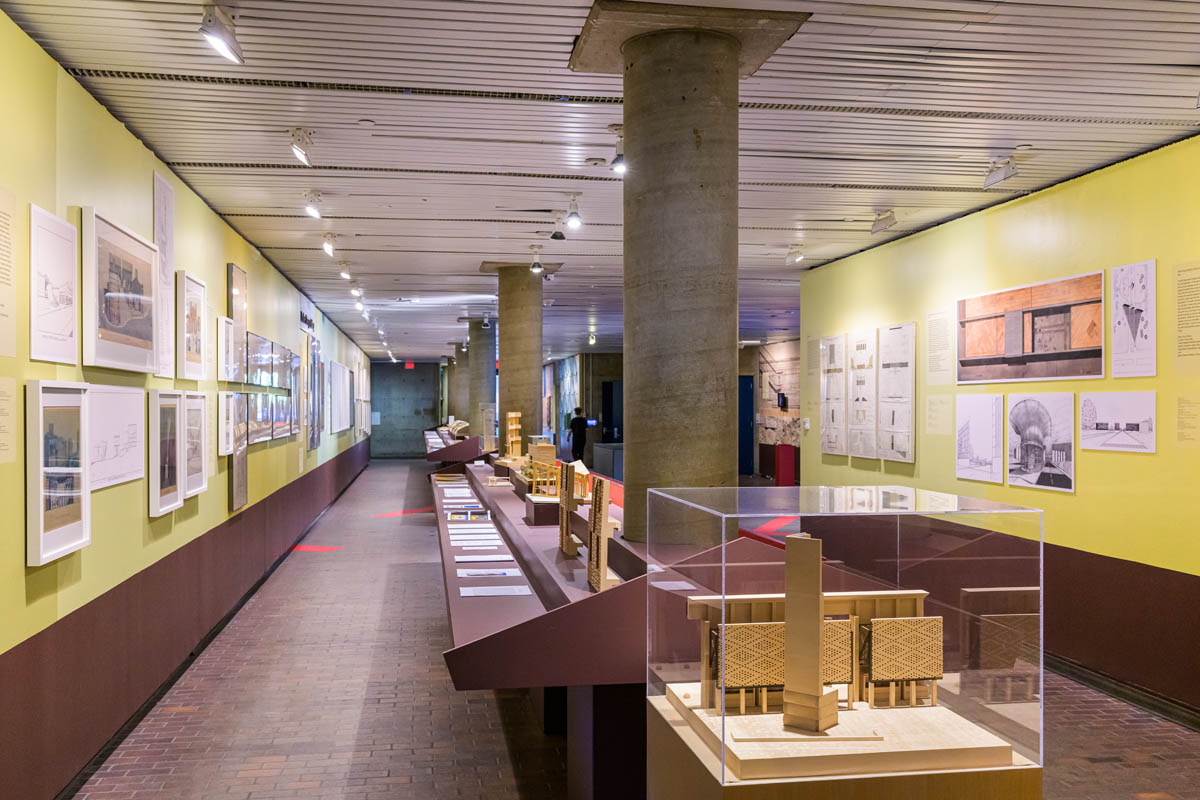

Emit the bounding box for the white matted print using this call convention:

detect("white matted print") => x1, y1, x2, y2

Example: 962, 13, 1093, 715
1007, 392, 1074, 493
1080, 391, 1155, 454
29, 204, 78, 364
153, 173, 175, 378
82, 208, 157, 373
216, 316, 237, 381
1111, 260, 1155, 378
184, 392, 207, 497
218, 391, 238, 455
848, 330, 877, 459
819, 334, 848, 456
176, 271, 206, 380
26, 381, 90, 566
149, 389, 184, 516
877, 321, 916, 463
955, 394, 1004, 484
89, 384, 144, 490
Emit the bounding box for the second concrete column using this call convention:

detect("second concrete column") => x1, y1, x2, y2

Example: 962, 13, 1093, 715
497, 266, 543, 456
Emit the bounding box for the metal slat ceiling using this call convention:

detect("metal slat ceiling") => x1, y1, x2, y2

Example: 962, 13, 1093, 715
4, 0, 1198, 360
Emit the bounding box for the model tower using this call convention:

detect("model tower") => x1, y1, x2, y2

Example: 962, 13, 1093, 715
782, 534, 838, 732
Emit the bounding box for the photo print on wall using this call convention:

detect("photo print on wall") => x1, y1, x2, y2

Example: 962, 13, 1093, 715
1007, 392, 1075, 492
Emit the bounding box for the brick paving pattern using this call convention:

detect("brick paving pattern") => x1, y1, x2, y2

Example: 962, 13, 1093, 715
69, 459, 1199, 799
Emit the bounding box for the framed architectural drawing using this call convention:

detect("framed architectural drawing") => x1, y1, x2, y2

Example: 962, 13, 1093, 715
226, 262, 248, 382
153, 173, 175, 378
247, 392, 272, 444
184, 392, 207, 497
29, 204, 79, 365
81, 207, 158, 373
955, 394, 1005, 484
1080, 391, 1155, 453
290, 350, 301, 435
218, 391, 238, 455
1111, 260, 1155, 378
819, 334, 848, 456
848, 331, 877, 459
176, 271, 206, 381
272, 343, 290, 389
216, 316, 237, 381
877, 322, 915, 463
271, 392, 290, 439
958, 272, 1104, 383
1007, 392, 1074, 493
229, 392, 249, 512
149, 389, 185, 516
26, 381, 90, 566
246, 332, 273, 387
88, 384, 144, 490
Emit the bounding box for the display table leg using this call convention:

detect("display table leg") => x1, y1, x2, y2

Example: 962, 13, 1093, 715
568, 683, 646, 800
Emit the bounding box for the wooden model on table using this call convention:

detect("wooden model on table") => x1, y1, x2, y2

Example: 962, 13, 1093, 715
529, 459, 558, 498
529, 441, 556, 465
558, 461, 583, 556
586, 475, 620, 592
505, 411, 522, 457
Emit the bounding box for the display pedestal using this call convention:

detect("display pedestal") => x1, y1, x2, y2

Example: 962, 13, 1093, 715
525, 494, 559, 526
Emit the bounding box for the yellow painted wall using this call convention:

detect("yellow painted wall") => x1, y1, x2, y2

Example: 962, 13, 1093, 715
0, 13, 370, 656
799, 133, 1200, 577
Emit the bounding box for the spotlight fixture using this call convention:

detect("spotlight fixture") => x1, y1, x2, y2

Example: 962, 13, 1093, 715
786, 244, 805, 264
350, 287, 361, 297
608, 123, 626, 175
361, 310, 370, 321
588, 332, 597, 346
355, 300, 364, 311
322, 233, 335, 257
198, 4, 244, 64
551, 215, 566, 241
288, 127, 313, 166
543, 272, 555, 283
481, 313, 491, 330
565, 193, 583, 230
871, 209, 898, 235
339, 270, 351, 280
303, 190, 322, 219
529, 244, 544, 275
983, 157, 1018, 189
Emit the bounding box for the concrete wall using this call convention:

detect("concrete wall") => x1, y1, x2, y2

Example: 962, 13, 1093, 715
369, 363, 439, 457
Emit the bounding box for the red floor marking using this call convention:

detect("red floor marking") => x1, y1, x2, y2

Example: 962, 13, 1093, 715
293, 545, 343, 552
753, 515, 801, 535
371, 506, 435, 518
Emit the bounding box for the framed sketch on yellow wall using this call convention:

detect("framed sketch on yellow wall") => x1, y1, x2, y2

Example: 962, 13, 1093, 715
26, 381, 90, 566
149, 389, 185, 517
226, 262, 248, 382
176, 271, 206, 381
82, 207, 158, 373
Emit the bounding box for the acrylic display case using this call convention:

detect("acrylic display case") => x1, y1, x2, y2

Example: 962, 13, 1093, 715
647, 486, 1043, 799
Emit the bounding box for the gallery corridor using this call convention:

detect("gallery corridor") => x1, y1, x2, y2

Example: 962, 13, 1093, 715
66, 460, 1199, 800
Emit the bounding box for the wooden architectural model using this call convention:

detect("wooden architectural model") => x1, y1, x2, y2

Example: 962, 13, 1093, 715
505, 411, 521, 457
867, 616, 943, 708
558, 461, 583, 556
529, 459, 558, 498
782, 534, 838, 732
586, 475, 620, 592
529, 442, 556, 465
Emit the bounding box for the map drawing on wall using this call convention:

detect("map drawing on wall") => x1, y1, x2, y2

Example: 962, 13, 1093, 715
88, 384, 144, 490
1007, 392, 1075, 492
1080, 391, 1155, 453
958, 272, 1104, 384
819, 333, 848, 456
26, 381, 91, 566
153, 173, 175, 378
848, 331, 877, 458
1111, 260, 1156, 378
82, 207, 157, 373
176, 271, 206, 381
226, 262, 247, 383
29, 204, 78, 365
955, 394, 1004, 484
877, 322, 915, 463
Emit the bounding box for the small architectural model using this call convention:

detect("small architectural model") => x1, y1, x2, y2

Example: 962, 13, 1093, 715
529, 441, 556, 465
505, 411, 522, 457
529, 459, 558, 497
782, 534, 838, 732
558, 461, 583, 556
586, 475, 620, 592
571, 460, 592, 504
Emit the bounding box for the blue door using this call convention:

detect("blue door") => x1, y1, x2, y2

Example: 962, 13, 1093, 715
738, 375, 754, 475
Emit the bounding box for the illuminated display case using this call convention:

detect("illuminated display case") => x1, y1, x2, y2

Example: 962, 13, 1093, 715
647, 486, 1042, 799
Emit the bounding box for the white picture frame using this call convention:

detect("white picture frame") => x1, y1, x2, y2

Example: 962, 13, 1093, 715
149, 389, 185, 516
218, 391, 237, 455
88, 383, 145, 490
29, 204, 79, 365
216, 316, 237, 381
153, 173, 176, 378
184, 391, 208, 497
1007, 392, 1075, 493
176, 271, 207, 381
82, 207, 158, 373
26, 381, 90, 566
247, 392, 272, 444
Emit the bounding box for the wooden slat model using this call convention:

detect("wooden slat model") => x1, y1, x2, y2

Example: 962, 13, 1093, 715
586, 475, 620, 592
529, 459, 557, 498
867, 616, 944, 709
558, 461, 582, 556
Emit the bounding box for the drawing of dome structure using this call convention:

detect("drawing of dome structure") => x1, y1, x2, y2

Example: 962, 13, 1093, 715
1009, 398, 1052, 474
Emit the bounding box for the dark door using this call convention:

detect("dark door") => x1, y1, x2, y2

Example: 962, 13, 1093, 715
601, 379, 623, 443
738, 375, 754, 475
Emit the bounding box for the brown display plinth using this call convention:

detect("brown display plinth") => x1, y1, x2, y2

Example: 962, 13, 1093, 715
525, 494, 559, 526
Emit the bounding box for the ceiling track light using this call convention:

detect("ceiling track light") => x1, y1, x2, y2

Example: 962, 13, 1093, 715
565, 192, 583, 230
303, 190, 322, 219
322, 233, 336, 257
587, 332, 597, 346
481, 313, 491, 330
355, 300, 364, 311
984, 157, 1018, 189
551, 215, 566, 241
786, 244, 805, 264
289, 127, 313, 166
608, 123, 626, 175
199, 4, 244, 64
529, 244, 544, 275
350, 287, 361, 297
871, 209, 898, 235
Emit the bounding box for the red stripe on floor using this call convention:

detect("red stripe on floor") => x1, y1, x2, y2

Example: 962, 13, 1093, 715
293, 545, 343, 552
372, 506, 435, 518
753, 516, 800, 535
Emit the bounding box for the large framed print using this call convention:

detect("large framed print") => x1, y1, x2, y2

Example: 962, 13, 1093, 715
88, 384, 145, 490
1111, 259, 1156, 378
29, 204, 79, 365
184, 392, 207, 497
226, 262, 247, 382
290, 350, 302, 435
216, 316, 238, 381
218, 391, 238, 455
176, 271, 207, 380
246, 332, 273, 387
82, 207, 158, 373
247, 392, 272, 444
26, 381, 90, 566
272, 393, 291, 439
1007, 392, 1075, 493
148, 389, 184, 516
957, 272, 1104, 384
229, 392, 248, 512
271, 343, 290, 389
153, 173, 175, 378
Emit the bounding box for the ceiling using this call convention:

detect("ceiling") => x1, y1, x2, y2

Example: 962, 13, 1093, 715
6, 0, 1200, 361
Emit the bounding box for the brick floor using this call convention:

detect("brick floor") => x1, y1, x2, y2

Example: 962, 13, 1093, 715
69, 459, 1199, 799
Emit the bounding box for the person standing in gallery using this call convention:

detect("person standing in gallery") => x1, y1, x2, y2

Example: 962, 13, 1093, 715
568, 406, 589, 464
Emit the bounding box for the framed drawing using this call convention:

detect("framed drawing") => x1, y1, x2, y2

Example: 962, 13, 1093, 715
26, 381, 90, 566
877, 322, 915, 463
272, 343, 290, 389
229, 392, 248, 512
82, 207, 157, 373
88, 384, 145, 490
216, 316, 237, 381
1111, 260, 1156, 378
308, 337, 322, 450
247, 392, 272, 444
29, 204, 79, 365
290, 350, 301, 435
246, 332, 273, 387
955, 394, 1005, 484
272, 392, 291, 439
154, 173, 175, 378
957, 272, 1104, 383
217, 391, 237, 455
819, 334, 848, 456
184, 392, 207, 497
148, 389, 184, 516
176, 271, 206, 381
1080, 391, 1155, 454
1007, 392, 1074, 493
226, 262, 247, 382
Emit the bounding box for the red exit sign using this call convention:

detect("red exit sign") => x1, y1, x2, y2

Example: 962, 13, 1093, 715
404, 361, 414, 369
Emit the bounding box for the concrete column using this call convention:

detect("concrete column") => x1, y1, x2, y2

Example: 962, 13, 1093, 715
447, 343, 470, 423
497, 266, 543, 456
467, 319, 496, 444
622, 29, 740, 541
